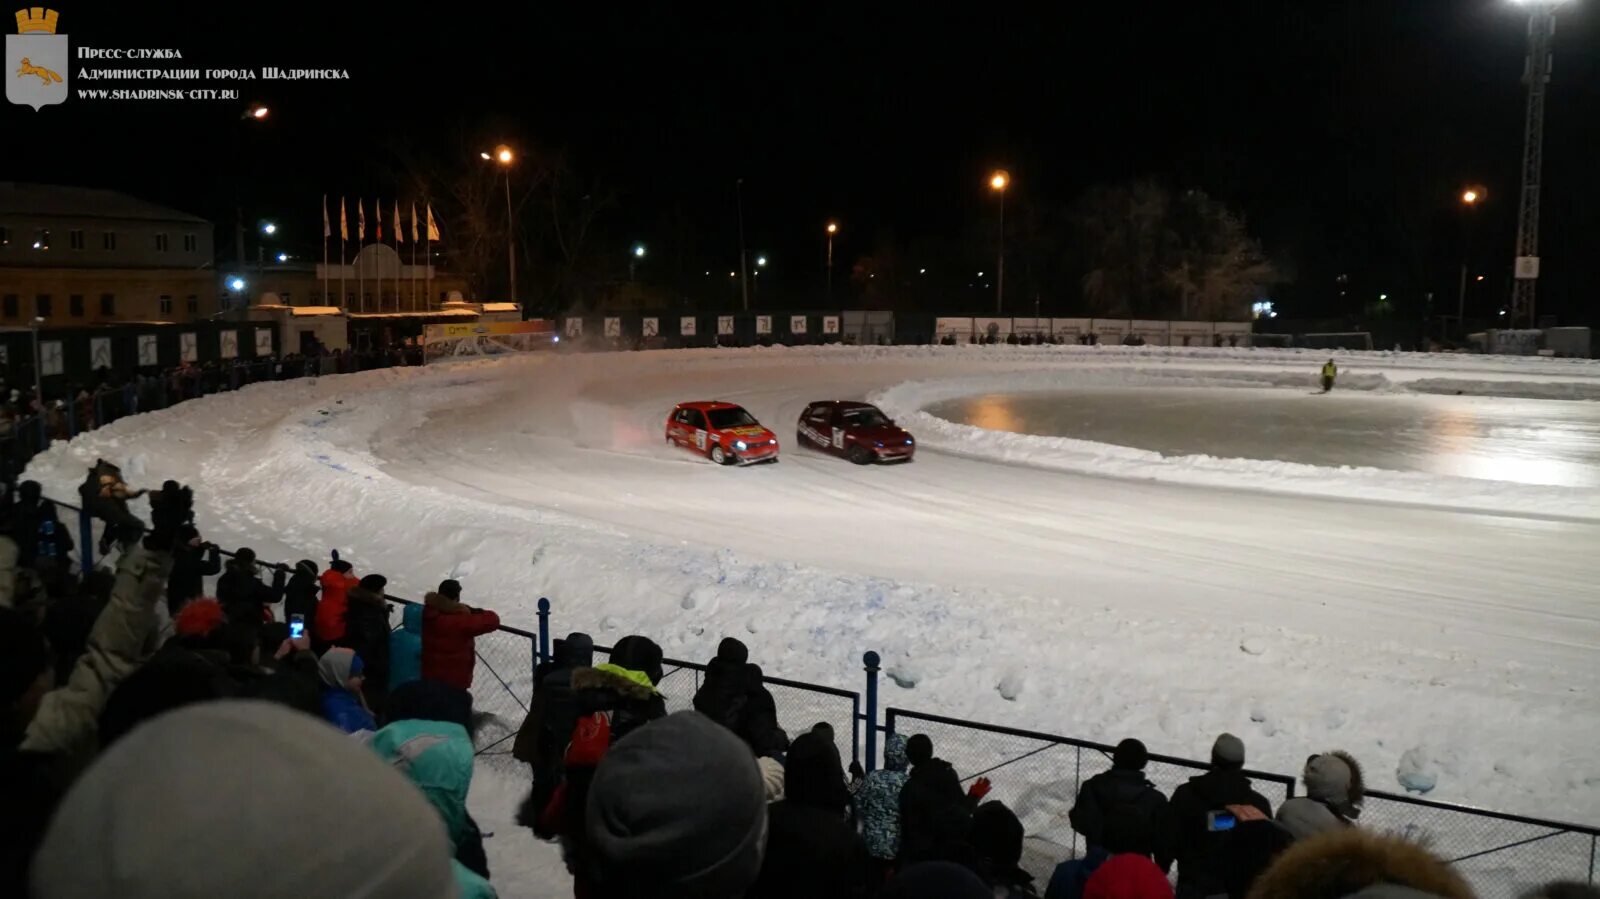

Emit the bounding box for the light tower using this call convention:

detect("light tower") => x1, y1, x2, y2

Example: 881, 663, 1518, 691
1509, 0, 1563, 329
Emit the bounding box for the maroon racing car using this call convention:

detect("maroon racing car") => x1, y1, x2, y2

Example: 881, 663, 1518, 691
796, 401, 915, 464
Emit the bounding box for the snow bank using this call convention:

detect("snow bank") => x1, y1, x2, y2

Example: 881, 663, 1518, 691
872, 367, 1600, 521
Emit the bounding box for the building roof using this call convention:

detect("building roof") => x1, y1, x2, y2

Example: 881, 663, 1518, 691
0, 182, 210, 224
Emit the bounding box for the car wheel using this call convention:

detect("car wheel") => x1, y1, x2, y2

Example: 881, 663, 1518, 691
848, 445, 873, 465
710, 444, 729, 465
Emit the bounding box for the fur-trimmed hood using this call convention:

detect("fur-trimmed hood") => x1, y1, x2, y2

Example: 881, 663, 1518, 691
1304, 750, 1365, 810
571, 664, 659, 701
1246, 828, 1473, 899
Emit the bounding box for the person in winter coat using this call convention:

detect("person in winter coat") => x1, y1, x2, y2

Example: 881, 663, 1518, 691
512, 631, 594, 833
367, 718, 498, 899
576, 712, 767, 899
317, 647, 376, 734
858, 733, 912, 874
1276, 751, 1364, 842
750, 729, 871, 899
421, 579, 500, 691
389, 603, 424, 691
1165, 734, 1277, 899
282, 560, 320, 629
1048, 806, 1163, 899
31, 702, 461, 899
216, 547, 286, 628
899, 734, 992, 865
164, 525, 220, 615
523, 635, 667, 847
313, 553, 358, 645
967, 801, 1037, 898
340, 573, 392, 715
77, 460, 149, 555
692, 637, 791, 759
9, 480, 73, 577
1070, 739, 1171, 865
1245, 828, 1472, 899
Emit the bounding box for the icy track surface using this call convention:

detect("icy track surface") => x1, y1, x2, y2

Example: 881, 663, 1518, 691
27, 346, 1600, 826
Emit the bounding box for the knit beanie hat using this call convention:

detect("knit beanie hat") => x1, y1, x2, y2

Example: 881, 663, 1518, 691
358, 574, 388, 593
1113, 738, 1149, 771
437, 579, 462, 600
32, 701, 456, 899
1084, 852, 1174, 899
173, 598, 226, 639
584, 711, 766, 896
716, 637, 749, 664
1212, 733, 1246, 767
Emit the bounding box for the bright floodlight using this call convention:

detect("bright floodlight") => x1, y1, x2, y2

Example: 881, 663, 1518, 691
248, 105, 268, 119
757, 256, 767, 267
495, 145, 514, 165
826, 222, 838, 234
262, 223, 277, 235
228, 277, 245, 291
989, 170, 1009, 191
634, 244, 646, 258
1462, 189, 1479, 204
480, 152, 491, 160
276, 252, 288, 262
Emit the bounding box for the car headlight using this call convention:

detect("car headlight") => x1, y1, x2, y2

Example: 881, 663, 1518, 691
875, 441, 884, 448
905, 438, 914, 445
735, 440, 747, 450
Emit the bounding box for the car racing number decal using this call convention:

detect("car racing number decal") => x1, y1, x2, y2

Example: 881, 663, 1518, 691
694, 430, 707, 450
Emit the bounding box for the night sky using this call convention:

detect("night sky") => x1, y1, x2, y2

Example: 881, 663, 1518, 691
9, 1, 1598, 321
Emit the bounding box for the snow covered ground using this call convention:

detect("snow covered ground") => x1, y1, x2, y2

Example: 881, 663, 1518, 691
23, 345, 1600, 894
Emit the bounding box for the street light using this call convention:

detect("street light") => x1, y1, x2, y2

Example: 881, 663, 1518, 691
629, 243, 646, 281
988, 170, 1010, 314
482, 144, 517, 301
261, 222, 277, 235
228, 277, 246, 292
825, 221, 838, 301
1457, 185, 1487, 335
756, 256, 767, 267
243, 104, 268, 120
276, 252, 289, 263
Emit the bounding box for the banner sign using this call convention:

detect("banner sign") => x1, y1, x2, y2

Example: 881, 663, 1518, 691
424, 320, 555, 344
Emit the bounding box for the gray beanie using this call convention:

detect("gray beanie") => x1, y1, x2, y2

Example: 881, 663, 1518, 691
584, 711, 767, 895
32, 701, 457, 899
1213, 732, 1246, 767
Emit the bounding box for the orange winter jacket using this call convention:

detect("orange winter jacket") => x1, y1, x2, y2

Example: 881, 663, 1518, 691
315, 568, 359, 643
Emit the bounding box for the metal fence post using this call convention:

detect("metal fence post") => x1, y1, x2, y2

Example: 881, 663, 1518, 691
863, 650, 880, 773
77, 503, 94, 573
536, 597, 551, 665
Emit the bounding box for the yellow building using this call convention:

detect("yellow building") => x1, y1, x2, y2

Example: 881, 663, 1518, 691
0, 182, 220, 328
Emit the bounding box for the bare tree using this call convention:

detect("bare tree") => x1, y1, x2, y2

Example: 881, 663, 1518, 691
1164, 189, 1276, 321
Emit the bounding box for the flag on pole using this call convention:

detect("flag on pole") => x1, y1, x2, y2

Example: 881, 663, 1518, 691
376, 198, 383, 241
393, 199, 404, 244
410, 202, 419, 242
426, 204, 441, 242
322, 195, 330, 239
357, 199, 366, 240
339, 197, 348, 241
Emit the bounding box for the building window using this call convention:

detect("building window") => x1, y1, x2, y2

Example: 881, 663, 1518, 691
33, 229, 49, 250
36, 294, 52, 318
100, 293, 115, 316
3, 294, 16, 318
69, 229, 85, 250
183, 233, 197, 252
186, 295, 198, 315
159, 295, 173, 315
281, 292, 291, 306
69, 294, 84, 317
103, 231, 117, 250
155, 232, 169, 252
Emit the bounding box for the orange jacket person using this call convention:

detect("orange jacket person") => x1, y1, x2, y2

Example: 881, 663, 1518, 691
315, 552, 360, 645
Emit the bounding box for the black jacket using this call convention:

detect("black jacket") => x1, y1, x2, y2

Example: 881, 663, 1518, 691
282, 570, 319, 624
339, 586, 392, 692
749, 731, 868, 899
691, 658, 791, 758
166, 543, 221, 610
1069, 767, 1170, 857
1166, 768, 1274, 894
216, 562, 285, 625
10, 499, 73, 569
899, 758, 975, 865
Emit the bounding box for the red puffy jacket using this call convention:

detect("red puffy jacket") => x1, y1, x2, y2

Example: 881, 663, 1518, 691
315, 568, 359, 643
421, 594, 500, 690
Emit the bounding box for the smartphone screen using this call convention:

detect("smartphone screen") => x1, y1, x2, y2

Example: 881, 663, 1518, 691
1207, 810, 1237, 831
289, 615, 305, 640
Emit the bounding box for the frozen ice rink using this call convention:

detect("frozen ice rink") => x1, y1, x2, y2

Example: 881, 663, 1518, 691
26, 346, 1600, 838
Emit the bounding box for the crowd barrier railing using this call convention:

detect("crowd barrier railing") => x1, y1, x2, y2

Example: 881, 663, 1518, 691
21, 496, 1600, 891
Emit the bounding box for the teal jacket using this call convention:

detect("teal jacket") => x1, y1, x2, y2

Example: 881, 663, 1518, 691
388, 603, 424, 691
368, 719, 497, 899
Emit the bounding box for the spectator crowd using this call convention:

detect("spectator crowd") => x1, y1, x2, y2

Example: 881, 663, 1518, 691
2, 463, 1596, 899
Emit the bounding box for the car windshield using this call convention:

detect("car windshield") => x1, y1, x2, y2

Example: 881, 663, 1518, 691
841, 407, 890, 428
706, 407, 758, 429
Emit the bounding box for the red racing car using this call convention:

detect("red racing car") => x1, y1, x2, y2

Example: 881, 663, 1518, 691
796, 401, 915, 464
666, 401, 780, 465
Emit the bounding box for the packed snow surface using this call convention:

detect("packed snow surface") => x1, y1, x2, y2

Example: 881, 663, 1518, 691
25, 346, 1600, 847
